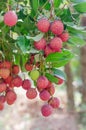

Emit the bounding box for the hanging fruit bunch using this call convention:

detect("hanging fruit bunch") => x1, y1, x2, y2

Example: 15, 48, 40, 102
0, 0, 85, 117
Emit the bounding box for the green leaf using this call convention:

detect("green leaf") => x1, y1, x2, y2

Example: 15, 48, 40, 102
46, 50, 74, 67
65, 22, 86, 35
46, 50, 74, 62
26, 33, 44, 41
39, 0, 50, 10
30, 0, 39, 12
54, 0, 62, 8
68, 35, 86, 46
74, 2, 86, 13
45, 73, 58, 83
16, 36, 30, 53
70, 0, 86, 3
52, 68, 66, 80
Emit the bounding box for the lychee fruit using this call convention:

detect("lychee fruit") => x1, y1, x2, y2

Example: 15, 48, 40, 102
5, 75, 13, 85
50, 20, 64, 35
12, 65, 20, 75
25, 63, 33, 71
48, 97, 60, 108
50, 37, 62, 51
37, 76, 49, 89
46, 84, 55, 96
39, 90, 50, 101
0, 68, 10, 79
30, 70, 40, 81
6, 90, 17, 105
0, 103, 4, 110
37, 18, 50, 32
4, 11, 18, 26
57, 77, 64, 85
22, 79, 31, 90
0, 82, 7, 93
41, 104, 53, 117
26, 88, 37, 99
0, 61, 11, 69
59, 32, 69, 42
11, 76, 22, 87
34, 38, 46, 50
0, 95, 6, 103
44, 45, 54, 56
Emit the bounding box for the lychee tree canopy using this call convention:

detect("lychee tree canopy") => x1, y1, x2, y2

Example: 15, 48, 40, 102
0, 0, 86, 81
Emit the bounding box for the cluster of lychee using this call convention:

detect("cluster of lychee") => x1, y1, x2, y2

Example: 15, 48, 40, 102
2, 11, 67, 117
0, 61, 20, 110
34, 18, 69, 56
0, 60, 64, 117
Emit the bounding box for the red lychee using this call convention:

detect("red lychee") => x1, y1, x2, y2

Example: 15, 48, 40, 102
48, 97, 60, 108
59, 32, 69, 42
37, 18, 50, 32
11, 76, 22, 87
5, 75, 13, 85
50, 20, 64, 35
0, 61, 11, 69
0, 82, 7, 93
0, 68, 10, 79
44, 45, 54, 56
50, 37, 62, 51
12, 65, 20, 75
4, 11, 18, 27
22, 79, 31, 90
39, 90, 50, 101
6, 90, 17, 105
0, 103, 4, 110
25, 63, 33, 71
34, 38, 46, 50
57, 77, 64, 85
0, 95, 6, 103
37, 76, 49, 89
26, 88, 37, 99
46, 84, 55, 96
41, 104, 53, 117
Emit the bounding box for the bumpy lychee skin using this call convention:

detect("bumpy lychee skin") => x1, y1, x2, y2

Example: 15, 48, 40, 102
44, 45, 54, 56
41, 104, 53, 117
39, 90, 50, 101
5, 75, 13, 85
4, 11, 18, 27
0, 103, 4, 110
34, 38, 46, 50
12, 65, 20, 75
25, 63, 33, 71
48, 97, 60, 108
11, 76, 22, 87
37, 18, 50, 32
50, 37, 62, 51
0, 61, 11, 69
0, 95, 6, 103
0, 82, 7, 93
6, 90, 17, 105
0, 68, 10, 79
26, 88, 37, 99
50, 20, 64, 35
59, 32, 69, 42
46, 84, 55, 96
37, 76, 49, 89
30, 70, 40, 81
22, 79, 31, 90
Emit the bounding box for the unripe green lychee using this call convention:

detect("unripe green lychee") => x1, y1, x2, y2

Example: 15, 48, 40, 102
30, 70, 40, 81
